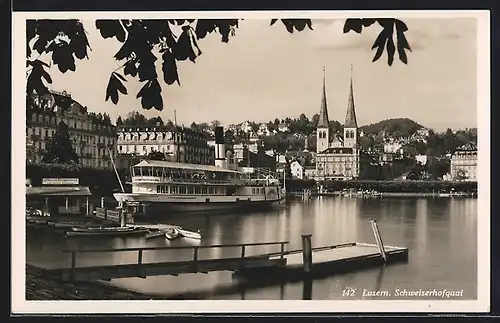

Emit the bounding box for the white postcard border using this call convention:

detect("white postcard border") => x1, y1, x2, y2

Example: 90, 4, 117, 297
11, 10, 491, 314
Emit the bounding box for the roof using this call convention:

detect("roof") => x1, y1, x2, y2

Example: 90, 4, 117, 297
26, 186, 92, 196
318, 147, 354, 154
318, 67, 330, 128
344, 66, 358, 128
454, 142, 477, 152
133, 160, 241, 173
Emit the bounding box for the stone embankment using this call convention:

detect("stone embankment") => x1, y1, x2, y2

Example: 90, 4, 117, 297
25, 265, 159, 300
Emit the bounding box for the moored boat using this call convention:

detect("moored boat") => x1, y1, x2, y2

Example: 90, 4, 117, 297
65, 226, 149, 237
145, 229, 168, 239
177, 228, 202, 240
165, 227, 180, 240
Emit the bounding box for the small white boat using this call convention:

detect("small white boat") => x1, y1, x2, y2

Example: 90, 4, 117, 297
177, 228, 202, 240
165, 227, 180, 240
145, 229, 168, 239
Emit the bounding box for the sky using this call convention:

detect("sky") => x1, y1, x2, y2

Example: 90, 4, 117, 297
44, 17, 478, 132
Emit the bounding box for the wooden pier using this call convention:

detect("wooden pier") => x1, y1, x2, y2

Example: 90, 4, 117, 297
37, 220, 408, 283
42, 241, 289, 282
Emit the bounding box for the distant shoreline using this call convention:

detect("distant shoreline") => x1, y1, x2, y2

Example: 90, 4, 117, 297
315, 192, 476, 198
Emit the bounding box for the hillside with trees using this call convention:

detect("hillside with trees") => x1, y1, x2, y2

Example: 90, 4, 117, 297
359, 118, 424, 137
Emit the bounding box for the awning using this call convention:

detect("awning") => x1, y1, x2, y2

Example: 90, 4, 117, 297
26, 186, 92, 196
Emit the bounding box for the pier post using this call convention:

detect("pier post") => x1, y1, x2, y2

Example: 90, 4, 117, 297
70, 252, 76, 282
101, 197, 105, 208
301, 234, 313, 273
43, 197, 49, 216
65, 197, 69, 212
370, 220, 387, 263
120, 209, 125, 227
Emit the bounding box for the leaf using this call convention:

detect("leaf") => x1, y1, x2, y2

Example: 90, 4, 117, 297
174, 28, 196, 61
270, 19, 278, 26
105, 73, 127, 104
123, 59, 138, 77
95, 20, 127, 42
114, 40, 134, 61
371, 30, 388, 62
113, 71, 127, 82
282, 20, 294, 33
40, 67, 52, 84
361, 19, 376, 27
51, 44, 76, 73
137, 52, 158, 82
343, 18, 363, 34
386, 34, 396, 66
162, 49, 180, 85
306, 20, 313, 30
136, 79, 163, 111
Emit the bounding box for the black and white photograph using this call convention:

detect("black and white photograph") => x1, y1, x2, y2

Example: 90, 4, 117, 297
12, 10, 490, 313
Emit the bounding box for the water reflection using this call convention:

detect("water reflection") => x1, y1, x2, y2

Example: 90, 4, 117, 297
26, 197, 478, 299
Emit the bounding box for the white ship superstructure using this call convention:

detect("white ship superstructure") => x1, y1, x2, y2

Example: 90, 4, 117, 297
113, 126, 285, 214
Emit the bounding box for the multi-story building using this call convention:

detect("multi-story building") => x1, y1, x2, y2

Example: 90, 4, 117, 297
26, 90, 117, 169
290, 159, 304, 179
315, 66, 362, 180
116, 125, 214, 170
450, 142, 477, 181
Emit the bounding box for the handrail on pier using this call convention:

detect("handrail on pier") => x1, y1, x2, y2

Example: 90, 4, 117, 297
63, 241, 289, 281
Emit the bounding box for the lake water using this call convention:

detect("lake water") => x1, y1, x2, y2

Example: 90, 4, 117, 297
26, 197, 478, 300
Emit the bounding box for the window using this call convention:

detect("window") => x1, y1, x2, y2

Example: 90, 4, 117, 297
202, 187, 207, 194
157, 186, 161, 193
208, 187, 214, 194
261, 188, 265, 194
187, 186, 194, 194
195, 187, 201, 194
252, 188, 256, 194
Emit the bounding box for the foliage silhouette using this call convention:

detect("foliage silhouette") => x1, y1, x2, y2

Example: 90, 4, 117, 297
41, 121, 79, 164
26, 18, 411, 112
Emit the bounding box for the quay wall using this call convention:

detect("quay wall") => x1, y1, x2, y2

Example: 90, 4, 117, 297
285, 179, 477, 194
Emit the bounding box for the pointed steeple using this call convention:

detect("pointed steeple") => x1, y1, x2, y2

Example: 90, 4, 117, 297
318, 66, 330, 128
344, 64, 358, 128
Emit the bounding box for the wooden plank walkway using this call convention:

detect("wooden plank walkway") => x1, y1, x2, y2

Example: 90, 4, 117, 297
275, 243, 407, 267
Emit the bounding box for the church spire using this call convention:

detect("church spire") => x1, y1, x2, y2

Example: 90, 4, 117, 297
344, 64, 358, 128
318, 66, 330, 128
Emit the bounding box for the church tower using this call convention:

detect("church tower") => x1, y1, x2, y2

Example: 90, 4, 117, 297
343, 65, 358, 149
316, 67, 330, 153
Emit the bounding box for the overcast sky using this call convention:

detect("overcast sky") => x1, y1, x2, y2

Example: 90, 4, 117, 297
44, 17, 477, 131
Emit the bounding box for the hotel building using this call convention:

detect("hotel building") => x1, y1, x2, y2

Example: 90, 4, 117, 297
26, 90, 117, 169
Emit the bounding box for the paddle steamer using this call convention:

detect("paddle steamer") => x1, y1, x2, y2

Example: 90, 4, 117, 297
113, 127, 285, 215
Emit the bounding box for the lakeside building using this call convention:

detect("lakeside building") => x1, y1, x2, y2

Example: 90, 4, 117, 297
450, 142, 477, 181
116, 125, 214, 170
315, 66, 363, 180
26, 90, 117, 169
232, 143, 276, 172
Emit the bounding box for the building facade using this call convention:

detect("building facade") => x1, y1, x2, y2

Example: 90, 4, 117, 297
315, 66, 361, 180
116, 125, 214, 170
450, 142, 477, 181
26, 90, 117, 169
290, 159, 304, 179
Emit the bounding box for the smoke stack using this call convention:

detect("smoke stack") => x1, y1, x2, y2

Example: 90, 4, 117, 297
214, 126, 226, 168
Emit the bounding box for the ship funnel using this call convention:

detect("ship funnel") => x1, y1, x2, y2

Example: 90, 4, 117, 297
214, 126, 226, 168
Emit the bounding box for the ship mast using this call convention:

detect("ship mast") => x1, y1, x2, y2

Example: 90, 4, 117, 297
106, 145, 125, 193
173, 109, 180, 162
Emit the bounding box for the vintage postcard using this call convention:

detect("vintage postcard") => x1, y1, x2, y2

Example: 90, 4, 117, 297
12, 10, 490, 313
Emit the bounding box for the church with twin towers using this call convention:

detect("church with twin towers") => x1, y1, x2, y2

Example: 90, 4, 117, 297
315, 66, 362, 180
